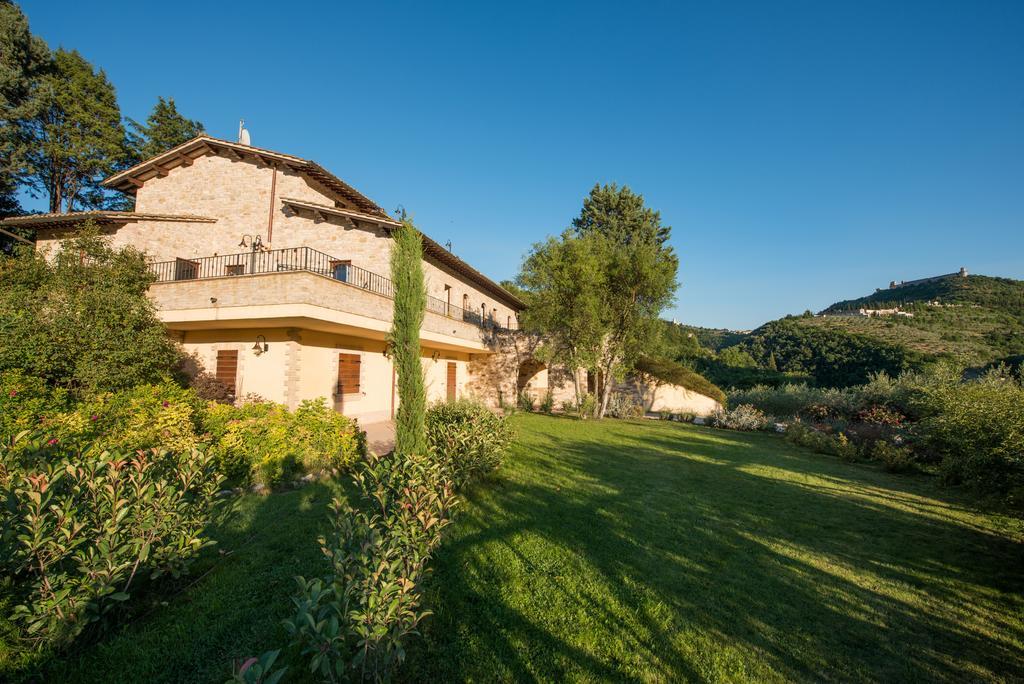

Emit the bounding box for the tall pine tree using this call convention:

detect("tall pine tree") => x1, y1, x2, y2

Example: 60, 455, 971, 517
0, 0, 49, 219
127, 96, 204, 163
13, 48, 128, 212
389, 219, 427, 456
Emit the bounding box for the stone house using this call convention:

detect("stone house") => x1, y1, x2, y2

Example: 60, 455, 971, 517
3, 135, 721, 421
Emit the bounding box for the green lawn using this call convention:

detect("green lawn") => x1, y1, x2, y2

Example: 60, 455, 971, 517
7, 414, 1024, 682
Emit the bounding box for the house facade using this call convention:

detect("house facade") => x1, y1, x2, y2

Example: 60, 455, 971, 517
5, 136, 530, 424
4, 135, 722, 422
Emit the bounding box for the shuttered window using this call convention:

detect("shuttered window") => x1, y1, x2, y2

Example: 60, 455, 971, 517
337, 353, 361, 395
446, 362, 457, 402
216, 350, 238, 398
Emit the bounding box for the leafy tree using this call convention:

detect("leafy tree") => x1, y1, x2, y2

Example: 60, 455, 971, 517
572, 184, 678, 417
519, 184, 678, 418
389, 219, 427, 455
127, 96, 204, 163
0, 0, 50, 219
0, 225, 182, 395
742, 317, 919, 388
572, 182, 672, 247
11, 48, 128, 212
517, 231, 606, 405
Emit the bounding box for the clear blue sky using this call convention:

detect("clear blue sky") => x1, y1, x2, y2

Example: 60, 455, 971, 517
20, 1, 1024, 329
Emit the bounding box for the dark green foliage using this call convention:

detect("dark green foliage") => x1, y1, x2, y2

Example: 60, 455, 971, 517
389, 220, 427, 456
743, 317, 920, 387
203, 399, 365, 486
0, 0, 48, 221
126, 96, 203, 163
426, 400, 515, 487
826, 274, 1024, 319
634, 356, 726, 404
0, 229, 182, 396
287, 450, 456, 681
10, 48, 128, 211
0, 432, 225, 649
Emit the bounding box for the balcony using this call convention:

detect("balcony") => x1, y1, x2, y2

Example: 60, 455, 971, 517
146, 247, 513, 350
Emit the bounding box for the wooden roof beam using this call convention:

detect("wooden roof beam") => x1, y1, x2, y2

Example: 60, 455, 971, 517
152, 164, 170, 177
177, 152, 193, 166
125, 177, 144, 189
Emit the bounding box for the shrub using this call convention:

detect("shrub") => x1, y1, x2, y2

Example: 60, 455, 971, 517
0, 230, 183, 396
287, 451, 456, 681
912, 370, 1024, 499
539, 390, 555, 414
578, 392, 597, 419
425, 400, 514, 488
709, 404, 769, 431
2, 379, 204, 459
870, 441, 916, 473
517, 391, 536, 412
204, 399, 363, 486
0, 371, 71, 438
0, 432, 225, 647
606, 393, 644, 419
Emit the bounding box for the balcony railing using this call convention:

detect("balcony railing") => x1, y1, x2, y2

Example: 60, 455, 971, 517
147, 246, 515, 331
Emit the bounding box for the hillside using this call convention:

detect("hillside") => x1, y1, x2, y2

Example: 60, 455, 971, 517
673, 274, 1024, 389
824, 274, 1024, 319
736, 274, 1024, 386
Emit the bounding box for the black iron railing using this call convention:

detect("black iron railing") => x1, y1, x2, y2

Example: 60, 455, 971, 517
147, 246, 516, 331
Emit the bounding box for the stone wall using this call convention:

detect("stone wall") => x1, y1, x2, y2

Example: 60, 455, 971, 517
35, 150, 521, 331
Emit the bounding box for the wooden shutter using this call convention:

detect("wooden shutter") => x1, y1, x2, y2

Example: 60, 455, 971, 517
216, 350, 238, 398
446, 362, 457, 402
337, 353, 361, 395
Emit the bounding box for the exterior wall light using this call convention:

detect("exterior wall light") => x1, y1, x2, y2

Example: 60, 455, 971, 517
252, 335, 268, 356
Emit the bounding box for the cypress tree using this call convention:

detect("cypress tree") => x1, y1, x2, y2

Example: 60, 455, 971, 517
389, 219, 427, 455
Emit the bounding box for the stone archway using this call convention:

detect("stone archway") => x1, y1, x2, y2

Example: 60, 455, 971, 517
517, 358, 548, 398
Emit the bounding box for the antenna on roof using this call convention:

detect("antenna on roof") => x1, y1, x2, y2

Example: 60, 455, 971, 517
237, 119, 251, 146
445, 241, 452, 252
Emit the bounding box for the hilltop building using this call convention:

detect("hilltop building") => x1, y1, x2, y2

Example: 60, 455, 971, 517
888, 267, 968, 290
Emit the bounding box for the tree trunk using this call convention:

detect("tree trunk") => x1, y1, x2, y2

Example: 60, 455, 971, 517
597, 365, 614, 419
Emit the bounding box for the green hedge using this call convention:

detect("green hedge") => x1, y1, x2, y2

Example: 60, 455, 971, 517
634, 356, 727, 405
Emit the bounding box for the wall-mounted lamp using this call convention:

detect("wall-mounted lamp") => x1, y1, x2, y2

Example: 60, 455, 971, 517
238, 234, 264, 251
431, 351, 441, 362
382, 343, 392, 360
252, 335, 268, 356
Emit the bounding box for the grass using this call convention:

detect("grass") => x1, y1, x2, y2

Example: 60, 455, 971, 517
5, 414, 1024, 682
405, 415, 1024, 682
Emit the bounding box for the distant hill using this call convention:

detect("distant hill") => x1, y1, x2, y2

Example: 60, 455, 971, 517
824, 274, 1024, 319
740, 274, 1024, 386
675, 273, 1024, 389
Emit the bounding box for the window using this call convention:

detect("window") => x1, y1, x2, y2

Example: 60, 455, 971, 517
507, 315, 512, 330
216, 350, 238, 398
337, 353, 361, 395
225, 264, 245, 276
330, 260, 351, 282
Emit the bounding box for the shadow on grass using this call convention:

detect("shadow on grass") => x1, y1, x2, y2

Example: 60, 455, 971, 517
404, 417, 1024, 682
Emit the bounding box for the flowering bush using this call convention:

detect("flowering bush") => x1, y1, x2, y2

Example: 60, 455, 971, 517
0, 432, 226, 647
709, 404, 769, 431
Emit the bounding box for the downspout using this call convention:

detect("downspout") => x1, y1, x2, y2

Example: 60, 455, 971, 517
266, 165, 278, 244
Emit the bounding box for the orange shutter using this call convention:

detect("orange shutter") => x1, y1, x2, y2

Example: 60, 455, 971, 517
446, 362, 457, 402
338, 353, 361, 395
216, 350, 238, 398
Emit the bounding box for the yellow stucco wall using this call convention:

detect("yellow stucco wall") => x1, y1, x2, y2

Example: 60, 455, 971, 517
180, 326, 473, 424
